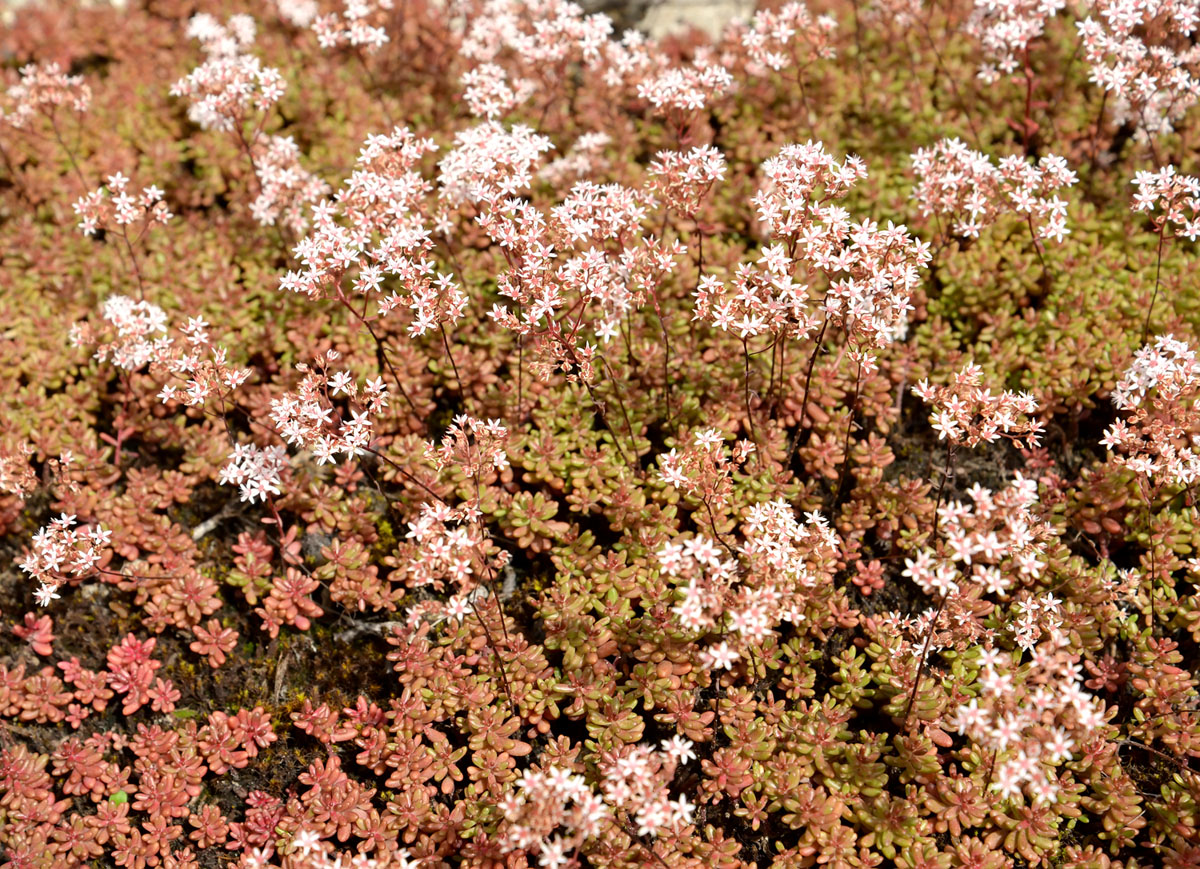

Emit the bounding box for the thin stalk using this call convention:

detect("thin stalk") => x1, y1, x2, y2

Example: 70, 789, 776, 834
471, 468, 511, 649
1142, 228, 1167, 344
1116, 739, 1200, 781
339, 298, 420, 416
355, 48, 395, 127
903, 439, 957, 726
1026, 213, 1049, 286
776, 337, 787, 415
903, 594, 948, 725
118, 229, 147, 300
914, 11, 982, 145
767, 335, 778, 412
741, 338, 760, 463
648, 290, 674, 415
233, 124, 264, 201
1089, 89, 1109, 175
1021, 50, 1036, 154
786, 317, 829, 468
48, 117, 89, 191
517, 326, 524, 421
579, 376, 633, 472
470, 598, 516, 716
598, 356, 641, 473
703, 496, 736, 557
439, 322, 466, 407
359, 444, 448, 505
832, 357, 864, 503
689, 223, 705, 343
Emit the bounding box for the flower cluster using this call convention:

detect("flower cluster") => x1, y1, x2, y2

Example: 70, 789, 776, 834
660, 534, 738, 633
269, 354, 388, 465
313, 0, 392, 52
437, 121, 554, 206
913, 362, 1044, 448
425, 415, 510, 478
645, 145, 726, 214
953, 625, 1107, 805
75, 295, 168, 370
72, 297, 251, 414
71, 172, 173, 238
499, 767, 609, 867
1102, 334, 1200, 485
754, 141, 867, 238
275, 0, 319, 28
184, 12, 258, 57
966, 0, 1067, 83
155, 315, 252, 408
902, 473, 1054, 599
282, 127, 467, 337
663, 499, 844, 671
394, 501, 509, 596
635, 57, 733, 115
1112, 333, 1198, 410
18, 514, 112, 607
695, 143, 859, 342
661, 500, 839, 669
170, 14, 285, 133
286, 827, 408, 868
693, 244, 816, 340
219, 444, 289, 504
911, 138, 1077, 242
747, 141, 931, 353
657, 429, 755, 511
740, 498, 841, 607
460, 0, 612, 67
549, 181, 652, 246
249, 135, 330, 235
483, 185, 682, 378
539, 132, 612, 186
822, 217, 930, 353
738, 1, 837, 74
1131, 163, 1200, 240
598, 741, 695, 837
1077, 0, 1200, 141
462, 62, 536, 119
1, 62, 90, 129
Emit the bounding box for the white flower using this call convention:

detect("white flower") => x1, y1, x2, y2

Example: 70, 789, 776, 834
701, 641, 740, 670
661, 734, 696, 764
292, 829, 321, 856
34, 583, 60, 607
444, 595, 472, 623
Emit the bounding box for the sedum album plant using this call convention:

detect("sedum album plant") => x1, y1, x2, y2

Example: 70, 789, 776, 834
4, 0, 1200, 867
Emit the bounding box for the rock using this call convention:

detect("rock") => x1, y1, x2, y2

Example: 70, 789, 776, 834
639, 0, 752, 39
580, 0, 751, 39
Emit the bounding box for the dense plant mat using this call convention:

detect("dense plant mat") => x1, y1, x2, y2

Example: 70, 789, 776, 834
2, 1, 1200, 867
